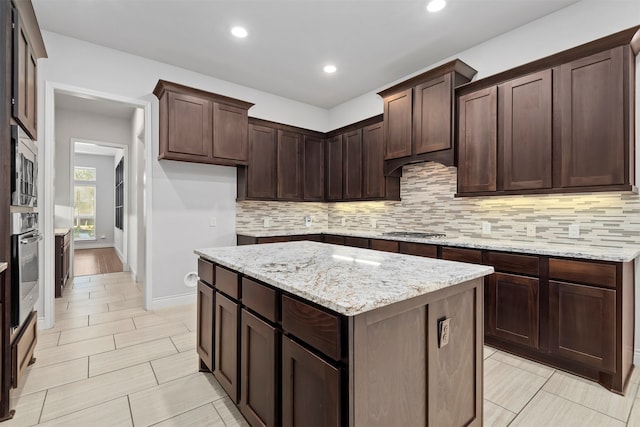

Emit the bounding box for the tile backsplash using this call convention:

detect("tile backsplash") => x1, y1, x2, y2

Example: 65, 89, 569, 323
237, 162, 640, 248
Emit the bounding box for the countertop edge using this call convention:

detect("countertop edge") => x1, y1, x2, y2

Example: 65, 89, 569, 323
0, 262, 7, 274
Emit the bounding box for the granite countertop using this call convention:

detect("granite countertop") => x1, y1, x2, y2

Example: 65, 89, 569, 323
0, 263, 6, 274
237, 229, 640, 263
54, 228, 72, 236
195, 241, 494, 316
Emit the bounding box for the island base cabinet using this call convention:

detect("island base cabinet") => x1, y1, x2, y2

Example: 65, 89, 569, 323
214, 292, 239, 403
282, 337, 341, 427
196, 281, 214, 372
240, 310, 277, 427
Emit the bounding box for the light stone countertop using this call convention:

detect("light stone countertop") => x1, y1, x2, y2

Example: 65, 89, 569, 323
0, 263, 6, 274
237, 229, 640, 263
54, 228, 71, 236
195, 241, 494, 316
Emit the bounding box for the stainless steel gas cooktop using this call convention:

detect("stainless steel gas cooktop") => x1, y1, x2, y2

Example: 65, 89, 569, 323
382, 231, 446, 239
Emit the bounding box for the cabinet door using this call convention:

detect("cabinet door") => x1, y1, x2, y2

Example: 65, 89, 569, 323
277, 130, 303, 200
214, 292, 239, 402
413, 74, 451, 154
558, 47, 625, 188
282, 336, 341, 427
304, 136, 325, 201
165, 91, 213, 159
12, 9, 38, 140
343, 129, 362, 200
486, 273, 539, 349
54, 237, 63, 298
213, 103, 249, 161
326, 136, 343, 201
383, 88, 412, 159
247, 125, 277, 199
362, 122, 385, 199
197, 281, 214, 371
499, 70, 552, 190
549, 281, 615, 371
240, 310, 277, 427
457, 87, 497, 193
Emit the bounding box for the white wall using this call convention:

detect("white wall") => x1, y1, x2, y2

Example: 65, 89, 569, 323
74, 153, 116, 248
328, 0, 640, 129
128, 108, 145, 281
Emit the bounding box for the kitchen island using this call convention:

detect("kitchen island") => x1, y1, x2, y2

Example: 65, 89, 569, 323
195, 241, 494, 427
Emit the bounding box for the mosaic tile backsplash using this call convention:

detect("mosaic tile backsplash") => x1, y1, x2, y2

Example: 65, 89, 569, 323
237, 162, 640, 249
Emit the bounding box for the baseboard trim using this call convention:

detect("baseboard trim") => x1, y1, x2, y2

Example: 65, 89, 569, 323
151, 292, 196, 310
634, 349, 640, 366
74, 242, 114, 250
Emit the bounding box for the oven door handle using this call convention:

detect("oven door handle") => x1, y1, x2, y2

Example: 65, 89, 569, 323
20, 234, 42, 245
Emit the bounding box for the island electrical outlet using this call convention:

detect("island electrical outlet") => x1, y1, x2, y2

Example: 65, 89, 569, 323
438, 317, 451, 348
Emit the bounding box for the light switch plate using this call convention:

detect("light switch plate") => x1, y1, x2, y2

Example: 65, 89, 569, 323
438, 317, 451, 348
341, 218, 346, 227
526, 224, 536, 237
370, 219, 377, 229
482, 222, 491, 235
569, 224, 580, 238
263, 217, 271, 228
209, 217, 217, 227
304, 216, 312, 227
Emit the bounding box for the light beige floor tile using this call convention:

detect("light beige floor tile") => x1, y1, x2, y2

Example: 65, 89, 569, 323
170, 331, 196, 352
4, 390, 46, 427
484, 345, 496, 360
58, 318, 135, 345
89, 307, 149, 325
109, 297, 144, 312
510, 390, 624, 427
71, 293, 125, 306
40, 316, 89, 335
54, 300, 68, 311
484, 357, 547, 413
151, 351, 199, 384
129, 373, 225, 426
56, 291, 90, 303
35, 332, 60, 350
483, 400, 516, 427
152, 403, 225, 427
70, 282, 108, 292
56, 303, 109, 320
35, 335, 115, 368
90, 338, 177, 377
73, 276, 91, 284
627, 395, 640, 426
490, 350, 555, 379
133, 314, 170, 329
37, 396, 132, 427
114, 322, 189, 349
213, 397, 250, 427
17, 357, 88, 396
40, 363, 157, 422
123, 288, 143, 299
543, 370, 640, 421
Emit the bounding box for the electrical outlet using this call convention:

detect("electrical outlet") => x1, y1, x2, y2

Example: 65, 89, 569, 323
370, 219, 377, 229
209, 217, 217, 227
526, 224, 536, 237
263, 217, 271, 228
568, 224, 580, 238
341, 218, 346, 227
482, 222, 491, 235
304, 216, 312, 227
438, 317, 451, 348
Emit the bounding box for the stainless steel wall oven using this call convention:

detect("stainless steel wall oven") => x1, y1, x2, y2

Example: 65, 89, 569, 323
11, 212, 41, 328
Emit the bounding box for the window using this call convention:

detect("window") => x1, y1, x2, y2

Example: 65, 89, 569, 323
74, 167, 96, 240
115, 158, 124, 230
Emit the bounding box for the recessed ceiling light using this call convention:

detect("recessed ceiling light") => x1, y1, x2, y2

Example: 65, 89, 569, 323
426, 0, 446, 12
323, 65, 337, 74
231, 26, 248, 38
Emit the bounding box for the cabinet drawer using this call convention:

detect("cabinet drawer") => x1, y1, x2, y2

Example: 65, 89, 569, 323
324, 235, 345, 245
370, 239, 399, 253
549, 259, 617, 289
399, 242, 437, 258
441, 247, 482, 264
344, 236, 369, 248
282, 295, 341, 361
198, 258, 215, 286
257, 236, 291, 244
215, 266, 239, 299
242, 277, 277, 323
12, 310, 37, 388
486, 252, 539, 276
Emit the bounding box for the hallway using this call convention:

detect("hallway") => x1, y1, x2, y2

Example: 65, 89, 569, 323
74, 248, 123, 276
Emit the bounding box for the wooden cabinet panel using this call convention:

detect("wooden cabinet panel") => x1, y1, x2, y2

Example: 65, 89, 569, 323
277, 130, 303, 200
441, 247, 482, 264
304, 136, 325, 201
486, 273, 539, 349
242, 278, 277, 323
166, 91, 213, 159
11, 310, 37, 388
370, 239, 398, 253
362, 122, 385, 199
213, 102, 248, 161
198, 258, 214, 287
215, 292, 239, 403
54, 232, 71, 298
399, 242, 437, 258
549, 281, 615, 371
558, 47, 625, 188
215, 266, 239, 301
413, 74, 451, 154
383, 88, 413, 159
197, 281, 214, 371
457, 87, 497, 193
499, 70, 552, 190
282, 336, 341, 427
485, 252, 539, 277
247, 125, 277, 199
326, 135, 344, 201
549, 259, 617, 289
12, 9, 38, 140
343, 236, 368, 249
324, 235, 345, 245
343, 130, 362, 199
240, 310, 277, 427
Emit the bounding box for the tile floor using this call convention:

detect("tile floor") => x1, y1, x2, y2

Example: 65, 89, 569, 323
6, 271, 640, 426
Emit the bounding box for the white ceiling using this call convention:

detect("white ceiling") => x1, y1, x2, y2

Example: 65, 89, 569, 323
34, 0, 580, 109
75, 142, 122, 157
56, 92, 138, 119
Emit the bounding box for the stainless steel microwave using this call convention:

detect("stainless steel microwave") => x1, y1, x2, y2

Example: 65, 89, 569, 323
11, 125, 38, 208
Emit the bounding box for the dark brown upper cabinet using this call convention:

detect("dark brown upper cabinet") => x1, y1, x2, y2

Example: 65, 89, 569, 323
326, 135, 344, 201
11, 4, 47, 141
304, 136, 325, 201
456, 25, 640, 197
342, 129, 363, 199
362, 122, 385, 199
246, 124, 277, 199
378, 59, 477, 174
154, 80, 253, 166
277, 130, 304, 200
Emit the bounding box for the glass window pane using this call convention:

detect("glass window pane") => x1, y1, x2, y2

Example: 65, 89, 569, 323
74, 167, 96, 181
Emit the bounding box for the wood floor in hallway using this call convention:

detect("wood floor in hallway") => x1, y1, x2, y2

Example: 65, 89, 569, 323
74, 248, 123, 276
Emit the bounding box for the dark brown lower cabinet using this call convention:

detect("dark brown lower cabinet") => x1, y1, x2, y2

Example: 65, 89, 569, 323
240, 310, 277, 427
486, 273, 539, 349
54, 230, 71, 298
549, 281, 616, 371
282, 336, 341, 427
214, 292, 239, 403
197, 281, 214, 371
